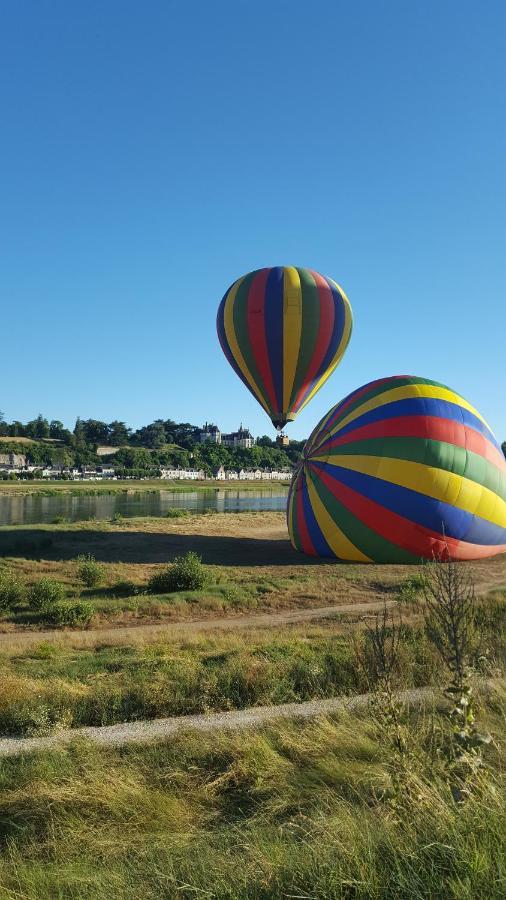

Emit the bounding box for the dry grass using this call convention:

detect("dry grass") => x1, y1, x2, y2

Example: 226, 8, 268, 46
0, 513, 504, 635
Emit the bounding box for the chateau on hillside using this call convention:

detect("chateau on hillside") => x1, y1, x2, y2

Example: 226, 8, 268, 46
197, 423, 255, 449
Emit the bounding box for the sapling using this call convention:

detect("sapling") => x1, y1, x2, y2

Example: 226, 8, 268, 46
422, 553, 491, 800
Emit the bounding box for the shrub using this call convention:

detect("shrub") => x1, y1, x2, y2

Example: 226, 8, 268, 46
0, 570, 25, 610
29, 578, 66, 612
112, 580, 142, 597
148, 552, 208, 594
45, 600, 94, 627
164, 508, 189, 519
75, 554, 104, 588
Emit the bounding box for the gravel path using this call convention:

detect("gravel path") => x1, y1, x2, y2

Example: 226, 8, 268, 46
0, 599, 395, 649
0, 687, 434, 758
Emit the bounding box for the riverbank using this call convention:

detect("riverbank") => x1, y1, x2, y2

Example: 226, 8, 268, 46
0, 478, 292, 496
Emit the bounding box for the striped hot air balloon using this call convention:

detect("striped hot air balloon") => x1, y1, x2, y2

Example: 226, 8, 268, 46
216, 267, 353, 430
288, 376, 506, 563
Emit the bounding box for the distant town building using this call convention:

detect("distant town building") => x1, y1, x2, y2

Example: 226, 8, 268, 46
0, 453, 26, 471
221, 425, 255, 449
160, 467, 206, 481
198, 423, 222, 444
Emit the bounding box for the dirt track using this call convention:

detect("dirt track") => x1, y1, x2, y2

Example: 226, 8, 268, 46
0, 598, 395, 649
0, 686, 435, 758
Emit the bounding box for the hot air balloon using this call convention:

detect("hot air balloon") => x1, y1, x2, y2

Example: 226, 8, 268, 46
216, 267, 353, 430
288, 375, 506, 563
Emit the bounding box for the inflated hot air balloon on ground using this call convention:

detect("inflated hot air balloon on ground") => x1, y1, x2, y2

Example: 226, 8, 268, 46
288, 375, 506, 563
216, 266, 353, 430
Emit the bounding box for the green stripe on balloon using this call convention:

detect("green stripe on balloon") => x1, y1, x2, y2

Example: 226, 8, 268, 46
321, 437, 506, 497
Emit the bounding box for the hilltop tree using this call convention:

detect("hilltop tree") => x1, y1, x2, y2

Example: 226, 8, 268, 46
26, 414, 50, 439
73, 417, 86, 449
49, 420, 72, 442
108, 421, 131, 446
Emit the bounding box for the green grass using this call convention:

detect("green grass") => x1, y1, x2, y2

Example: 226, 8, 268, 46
0, 693, 504, 898
1, 594, 504, 734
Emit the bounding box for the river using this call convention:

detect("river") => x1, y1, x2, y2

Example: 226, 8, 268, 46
0, 488, 290, 526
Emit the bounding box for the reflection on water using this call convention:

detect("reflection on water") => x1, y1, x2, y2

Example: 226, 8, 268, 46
0, 489, 289, 526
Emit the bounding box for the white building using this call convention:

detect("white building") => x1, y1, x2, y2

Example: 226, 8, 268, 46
160, 467, 205, 480
221, 425, 255, 449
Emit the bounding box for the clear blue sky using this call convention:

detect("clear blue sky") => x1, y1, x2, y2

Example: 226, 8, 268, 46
1, 0, 504, 441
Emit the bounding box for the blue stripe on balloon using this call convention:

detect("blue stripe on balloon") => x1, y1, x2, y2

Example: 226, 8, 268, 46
318, 398, 501, 452
310, 460, 506, 546
264, 267, 284, 416
301, 472, 334, 557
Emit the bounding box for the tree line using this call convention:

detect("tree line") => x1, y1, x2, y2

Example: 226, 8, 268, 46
0, 412, 305, 475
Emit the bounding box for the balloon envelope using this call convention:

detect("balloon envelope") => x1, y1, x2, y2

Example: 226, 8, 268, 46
288, 375, 506, 562
217, 266, 353, 429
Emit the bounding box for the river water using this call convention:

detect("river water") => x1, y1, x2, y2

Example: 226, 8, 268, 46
0, 488, 290, 526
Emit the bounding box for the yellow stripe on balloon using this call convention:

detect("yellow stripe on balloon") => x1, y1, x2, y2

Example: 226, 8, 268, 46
224, 278, 271, 415
306, 468, 371, 561
313, 454, 506, 529
286, 476, 297, 545
297, 282, 353, 415
282, 267, 302, 416
322, 383, 489, 443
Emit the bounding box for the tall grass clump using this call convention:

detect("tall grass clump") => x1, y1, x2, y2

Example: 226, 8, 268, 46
164, 508, 189, 519
75, 554, 104, 588
148, 552, 208, 593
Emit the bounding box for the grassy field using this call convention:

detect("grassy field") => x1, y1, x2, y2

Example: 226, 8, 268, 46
0, 512, 504, 897
0, 690, 504, 898
0, 479, 291, 495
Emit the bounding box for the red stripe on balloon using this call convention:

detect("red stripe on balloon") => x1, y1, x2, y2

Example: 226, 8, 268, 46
246, 268, 279, 415
290, 270, 335, 414
319, 415, 506, 471
296, 482, 317, 555
311, 464, 505, 561
306, 376, 401, 455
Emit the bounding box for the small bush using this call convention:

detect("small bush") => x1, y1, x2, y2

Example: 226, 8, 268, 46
112, 580, 142, 598
164, 508, 189, 519
45, 600, 94, 627
29, 578, 66, 612
0, 569, 25, 610
148, 552, 208, 594
75, 554, 104, 588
